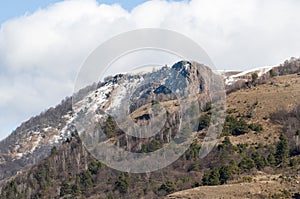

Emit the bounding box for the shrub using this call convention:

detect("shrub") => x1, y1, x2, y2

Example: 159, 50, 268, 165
202, 164, 234, 186
218, 137, 236, 153
267, 153, 276, 167
198, 114, 211, 131
219, 165, 233, 184
188, 161, 200, 172
239, 157, 255, 171
202, 168, 220, 186
71, 183, 80, 195
103, 115, 117, 138
269, 69, 275, 77
148, 139, 161, 152
60, 181, 71, 196
242, 176, 253, 183
4, 180, 18, 199
248, 123, 263, 132
203, 102, 212, 112
151, 100, 159, 105
223, 116, 249, 136
185, 142, 201, 160
51, 146, 57, 155
251, 152, 266, 170
159, 181, 177, 194
192, 181, 200, 188
115, 173, 130, 194
237, 143, 248, 154
80, 171, 93, 191
252, 73, 258, 82
88, 160, 103, 175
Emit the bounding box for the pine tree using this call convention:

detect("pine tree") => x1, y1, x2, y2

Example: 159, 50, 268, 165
219, 165, 232, 184
103, 115, 117, 138
202, 172, 210, 185
239, 157, 255, 171
275, 133, 289, 165
88, 160, 102, 175
267, 153, 276, 167
115, 173, 130, 193
60, 181, 71, 196
251, 152, 266, 170
80, 171, 93, 192
208, 168, 221, 185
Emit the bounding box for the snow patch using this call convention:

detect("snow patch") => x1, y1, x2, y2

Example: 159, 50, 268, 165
225, 65, 274, 85
30, 134, 43, 154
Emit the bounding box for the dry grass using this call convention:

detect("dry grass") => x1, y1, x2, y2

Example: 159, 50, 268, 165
166, 174, 299, 199
225, 74, 300, 146
166, 74, 300, 199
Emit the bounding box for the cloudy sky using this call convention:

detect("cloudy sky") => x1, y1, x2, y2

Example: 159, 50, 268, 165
0, 0, 300, 140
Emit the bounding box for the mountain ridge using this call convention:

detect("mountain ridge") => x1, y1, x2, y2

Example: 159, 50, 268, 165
0, 57, 299, 198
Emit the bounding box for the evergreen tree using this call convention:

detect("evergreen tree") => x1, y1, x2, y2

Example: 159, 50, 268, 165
229, 160, 240, 174
71, 183, 80, 195
251, 152, 266, 170
80, 171, 93, 192
267, 153, 276, 167
219, 166, 232, 184
202, 172, 210, 185
88, 160, 102, 175
239, 157, 255, 171
198, 114, 211, 131
251, 73, 258, 83
208, 168, 220, 185
103, 115, 117, 138
115, 173, 130, 193
188, 161, 200, 172
159, 181, 177, 194
60, 181, 71, 196
275, 133, 289, 165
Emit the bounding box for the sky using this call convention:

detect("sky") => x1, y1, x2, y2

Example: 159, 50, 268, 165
0, 0, 300, 140
0, 0, 152, 23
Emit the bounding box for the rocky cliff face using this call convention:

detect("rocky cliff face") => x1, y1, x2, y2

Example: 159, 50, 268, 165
0, 60, 224, 198
1, 59, 300, 198
0, 61, 221, 182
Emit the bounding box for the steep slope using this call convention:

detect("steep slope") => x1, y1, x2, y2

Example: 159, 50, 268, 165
0, 60, 212, 180
1, 59, 300, 198
177, 71, 300, 198
226, 73, 300, 146
0, 61, 224, 198
167, 73, 300, 199
0, 97, 73, 180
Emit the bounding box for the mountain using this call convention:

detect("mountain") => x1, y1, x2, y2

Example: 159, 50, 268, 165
0, 61, 221, 175
225, 57, 300, 93
167, 72, 300, 199
0, 58, 300, 198
0, 97, 73, 181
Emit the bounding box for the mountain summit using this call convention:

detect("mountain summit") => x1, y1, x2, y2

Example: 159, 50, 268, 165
0, 58, 299, 198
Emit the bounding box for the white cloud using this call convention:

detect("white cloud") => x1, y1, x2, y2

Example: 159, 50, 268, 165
0, 0, 300, 139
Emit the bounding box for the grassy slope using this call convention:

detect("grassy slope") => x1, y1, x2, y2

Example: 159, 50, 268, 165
167, 74, 300, 199
1, 74, 300, 199
226, 74, 300, 146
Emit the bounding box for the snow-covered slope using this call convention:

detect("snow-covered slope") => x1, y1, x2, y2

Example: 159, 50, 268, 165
225, 65, 274, 85
0, 60, 215, 180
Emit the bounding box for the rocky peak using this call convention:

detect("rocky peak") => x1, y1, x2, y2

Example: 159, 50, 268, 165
0, 60, 221, 182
